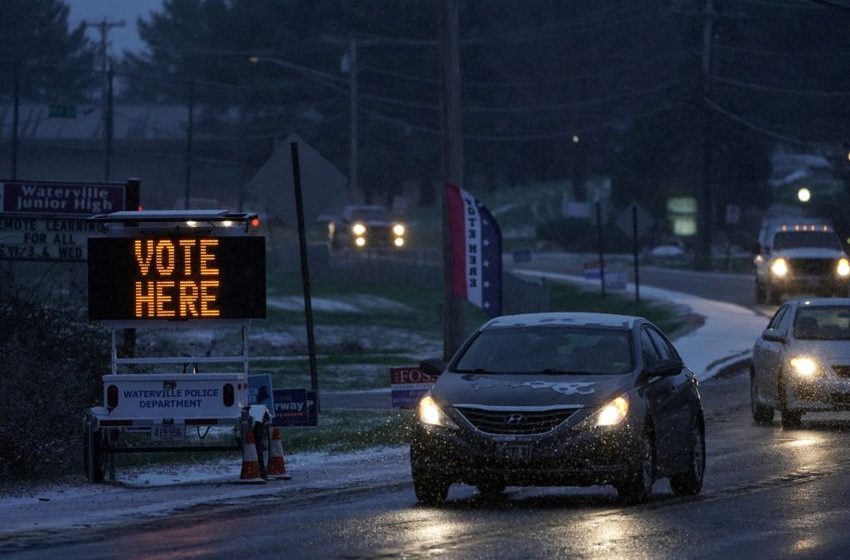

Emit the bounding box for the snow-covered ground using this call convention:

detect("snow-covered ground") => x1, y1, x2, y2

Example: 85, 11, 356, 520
0, 447, 409, 540
513, 270, 767, 380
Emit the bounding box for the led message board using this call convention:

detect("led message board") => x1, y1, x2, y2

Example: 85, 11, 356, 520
88, 236, 266, 321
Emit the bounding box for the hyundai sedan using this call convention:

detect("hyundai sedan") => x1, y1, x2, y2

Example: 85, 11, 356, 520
410, 312, 706, 505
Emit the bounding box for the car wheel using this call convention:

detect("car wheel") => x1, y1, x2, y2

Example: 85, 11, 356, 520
616, 430, 654, 505
476, 482, 506, 498
766, 284, 782, 305
750, 369, 775, 424
755, 279, 766, 304
670, 421, 705, 497
778, 374, 803, 429
412, 469, 450, 505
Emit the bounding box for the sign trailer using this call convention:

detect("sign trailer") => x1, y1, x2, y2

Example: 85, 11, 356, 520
83, 210, 269, 483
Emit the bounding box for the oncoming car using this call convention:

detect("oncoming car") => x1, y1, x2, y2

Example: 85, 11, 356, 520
751, 298, 850, 428
328, 205, 407, 250
410, 312, 706, 505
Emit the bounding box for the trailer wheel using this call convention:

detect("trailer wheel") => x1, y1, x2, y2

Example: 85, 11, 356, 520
83, 417, 107, 483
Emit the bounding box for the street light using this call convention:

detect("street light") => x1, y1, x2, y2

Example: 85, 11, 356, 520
798, 187, 812, 203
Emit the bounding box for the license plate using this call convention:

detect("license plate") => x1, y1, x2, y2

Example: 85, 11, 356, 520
499, 444, 531, 462
151, 425, 186, 442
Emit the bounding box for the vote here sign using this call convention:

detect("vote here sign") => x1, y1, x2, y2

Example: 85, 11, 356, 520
88, 236, 266, 321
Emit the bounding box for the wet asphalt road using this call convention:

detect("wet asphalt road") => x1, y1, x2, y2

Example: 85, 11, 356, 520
8, 371, 850, 559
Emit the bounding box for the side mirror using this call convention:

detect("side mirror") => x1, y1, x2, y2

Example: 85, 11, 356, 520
644, 358, 684, 378
752, 243, 761, 256
762, 328, 785, 343
419, 358, 446, 377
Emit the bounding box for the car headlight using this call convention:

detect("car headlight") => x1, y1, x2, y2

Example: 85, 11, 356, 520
790, 356, 818, 377
596, 396, 629, 426
352, 223, 367, 236
837, 258, 850, 277
574, 395, 630, 431
393, 223, 406, 237
417, 395, 457, 429
771, 258, 789, 277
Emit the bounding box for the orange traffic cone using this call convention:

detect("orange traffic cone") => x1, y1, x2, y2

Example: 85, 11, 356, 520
238, 429, 266, 484
267, 427, 291, 480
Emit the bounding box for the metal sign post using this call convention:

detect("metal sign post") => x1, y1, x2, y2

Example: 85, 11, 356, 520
290, 142, 320, 411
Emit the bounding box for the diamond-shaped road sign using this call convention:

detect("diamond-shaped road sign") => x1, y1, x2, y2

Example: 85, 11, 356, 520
614, 202, 653, 240
247, 133, 348, 225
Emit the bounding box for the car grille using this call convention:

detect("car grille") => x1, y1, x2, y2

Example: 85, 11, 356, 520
789, 258, 834, 275
454, 406, 577, 435
832, 365, 850, 378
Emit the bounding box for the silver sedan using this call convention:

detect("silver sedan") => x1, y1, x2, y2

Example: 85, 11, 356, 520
751, 298, 850, 428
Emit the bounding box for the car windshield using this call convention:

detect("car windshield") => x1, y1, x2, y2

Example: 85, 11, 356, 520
773, 232, 841, 250
453, 326, 634, 374
794, 307, 850, 340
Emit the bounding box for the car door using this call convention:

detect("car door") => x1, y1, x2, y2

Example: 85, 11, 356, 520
649, 327, 695, 463
755, 306, 788, 405
639, 326, 681, 475
765, 305, 795, 403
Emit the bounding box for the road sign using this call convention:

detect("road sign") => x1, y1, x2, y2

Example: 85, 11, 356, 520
247, 133, 347, 226
391, 366, 440, 409
87, 236, 267, 321
48, 104, 77, 119
1, 180, 124, 216
272, 389, 318, 427
0, 216, 106, 262
614, 202, 652, 240
725, 204, 741, 225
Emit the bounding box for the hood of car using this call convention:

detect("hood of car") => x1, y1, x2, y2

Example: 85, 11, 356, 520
788, 339, 850, 363
431, 371, 635, 410
772, 248, 845, 259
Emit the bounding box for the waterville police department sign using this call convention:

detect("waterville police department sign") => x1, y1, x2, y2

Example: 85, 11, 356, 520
0, 180, 126, 262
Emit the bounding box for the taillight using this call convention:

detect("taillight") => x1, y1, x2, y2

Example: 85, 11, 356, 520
107, 385, 119, 409
223, 384, 235, 407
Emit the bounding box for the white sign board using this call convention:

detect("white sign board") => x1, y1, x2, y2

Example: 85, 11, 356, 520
0, 216, 106, 261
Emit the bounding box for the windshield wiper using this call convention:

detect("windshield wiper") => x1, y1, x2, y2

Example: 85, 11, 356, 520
540, 368, 586, 375
455, 367, 495, 374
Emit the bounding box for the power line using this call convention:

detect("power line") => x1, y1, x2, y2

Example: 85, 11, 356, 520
712, 75, 850, 97
359, 102, 682, 142
704, 96, 829, 147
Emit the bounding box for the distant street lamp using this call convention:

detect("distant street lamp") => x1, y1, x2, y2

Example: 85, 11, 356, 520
798, 187, 812, 203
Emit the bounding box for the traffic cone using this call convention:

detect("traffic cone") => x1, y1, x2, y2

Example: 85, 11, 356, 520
267, 427, 291, 480
238, 429, 266, 484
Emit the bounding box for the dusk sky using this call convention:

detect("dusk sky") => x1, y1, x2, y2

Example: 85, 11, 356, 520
67, 0, 164, 57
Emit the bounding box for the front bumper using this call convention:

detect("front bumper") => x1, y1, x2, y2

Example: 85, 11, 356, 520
410, 421, 640, 487
786, 374, 850, 412
770, 275, 848, 294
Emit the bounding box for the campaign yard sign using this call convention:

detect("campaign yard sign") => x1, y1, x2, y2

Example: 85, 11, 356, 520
248, 374, 274, 411
445, 183, 502, 317
391, 366, 440, 409
272, 389, 318, 427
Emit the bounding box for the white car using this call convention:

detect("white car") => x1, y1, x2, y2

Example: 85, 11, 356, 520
751, 298, 850, 428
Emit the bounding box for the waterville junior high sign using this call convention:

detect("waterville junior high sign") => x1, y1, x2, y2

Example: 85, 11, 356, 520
1, 181, 125, 215
88, 236, 266, 321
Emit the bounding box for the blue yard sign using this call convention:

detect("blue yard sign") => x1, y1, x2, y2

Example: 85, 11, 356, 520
272, 389, 318, 427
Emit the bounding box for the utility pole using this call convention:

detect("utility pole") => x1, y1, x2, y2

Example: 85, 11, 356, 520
348, 36, 359, 196
439, 0, 465, 361
84, 18, 124, 182
696, 0, 716, 271
184, 77, 195, 209
11, 59, 20, 180
104, 65, 114, 181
